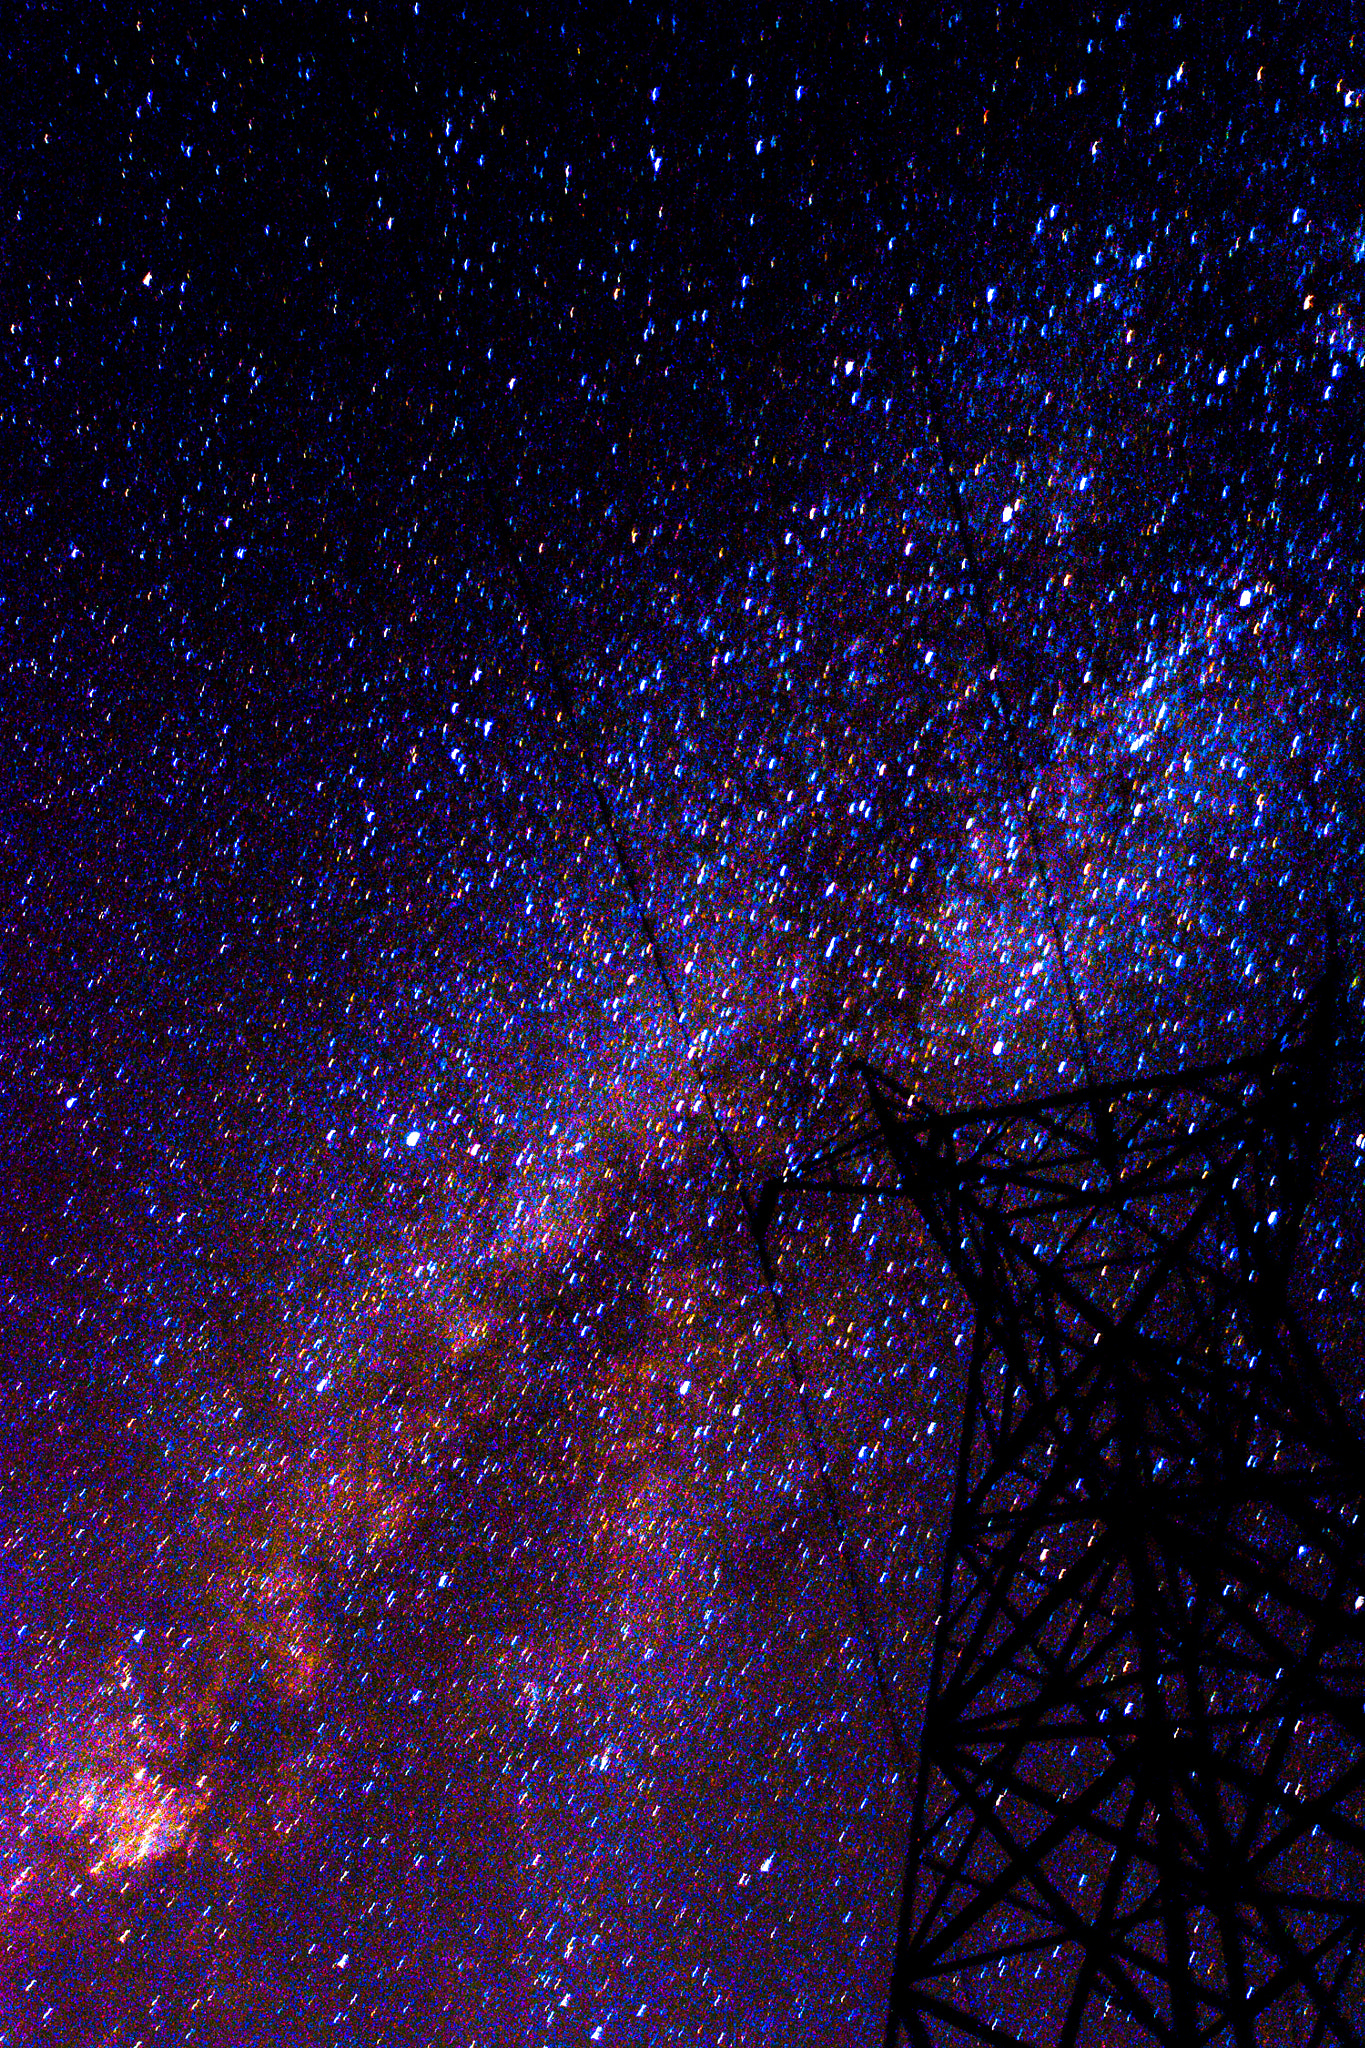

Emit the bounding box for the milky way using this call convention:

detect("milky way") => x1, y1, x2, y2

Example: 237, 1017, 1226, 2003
1, 6, 1362, 2043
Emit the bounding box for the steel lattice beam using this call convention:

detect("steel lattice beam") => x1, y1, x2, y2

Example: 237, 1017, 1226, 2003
761, 970, 1365, 2046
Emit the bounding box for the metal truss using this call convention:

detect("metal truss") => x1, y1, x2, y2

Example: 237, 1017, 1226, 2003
759, 970, 1365, 2045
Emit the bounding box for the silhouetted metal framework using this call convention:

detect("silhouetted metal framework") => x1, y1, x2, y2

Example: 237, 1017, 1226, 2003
762, 973, 1365, 2046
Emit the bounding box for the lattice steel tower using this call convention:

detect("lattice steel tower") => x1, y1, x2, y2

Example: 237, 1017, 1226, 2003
764, 971, 1365, 2045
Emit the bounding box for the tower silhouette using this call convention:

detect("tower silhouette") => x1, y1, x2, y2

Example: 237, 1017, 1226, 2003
763, 972, 1365, 2044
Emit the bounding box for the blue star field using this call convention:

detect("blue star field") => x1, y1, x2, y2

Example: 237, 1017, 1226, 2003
0, 4, 1362, 2043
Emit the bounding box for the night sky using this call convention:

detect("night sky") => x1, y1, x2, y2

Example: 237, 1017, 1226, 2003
1, 4, 1363, 2043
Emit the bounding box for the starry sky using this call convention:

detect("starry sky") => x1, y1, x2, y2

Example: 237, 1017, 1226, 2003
1, 4, 1362, 2043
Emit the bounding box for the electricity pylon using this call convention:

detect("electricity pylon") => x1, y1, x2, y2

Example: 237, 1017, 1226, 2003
761, 970, 1365, 2045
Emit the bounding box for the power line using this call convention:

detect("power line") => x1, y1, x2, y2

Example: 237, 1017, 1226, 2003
897, 293, 1098, 1090
437, 203, 1103, 1785
463, 436, 913, 1778
820, 8, 1098, 1089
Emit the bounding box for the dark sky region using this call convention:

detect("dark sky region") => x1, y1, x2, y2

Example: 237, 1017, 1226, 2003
0, 3, 1362, 2042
